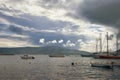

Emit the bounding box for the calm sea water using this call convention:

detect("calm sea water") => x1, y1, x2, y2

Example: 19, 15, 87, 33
0, 55, 120, 80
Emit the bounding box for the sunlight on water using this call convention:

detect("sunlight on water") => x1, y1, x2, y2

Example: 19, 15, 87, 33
0, 55, 119, 80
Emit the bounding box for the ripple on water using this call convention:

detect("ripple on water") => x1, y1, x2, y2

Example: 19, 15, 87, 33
0, 55, 119, 80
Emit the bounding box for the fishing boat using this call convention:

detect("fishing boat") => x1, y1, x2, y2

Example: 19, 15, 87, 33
21, 55, 35, 59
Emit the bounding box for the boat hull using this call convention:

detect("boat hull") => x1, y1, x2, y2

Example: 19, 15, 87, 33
49, 54, 65, 57
91, 63, 112, 69
99, 55, 120, 59
21, 55, 35, 59
21, 56, 35, 59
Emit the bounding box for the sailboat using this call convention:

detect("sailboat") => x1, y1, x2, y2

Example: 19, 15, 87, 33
98, 32, 120, 59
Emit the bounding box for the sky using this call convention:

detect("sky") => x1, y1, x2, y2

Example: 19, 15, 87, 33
0, 0, 120, 52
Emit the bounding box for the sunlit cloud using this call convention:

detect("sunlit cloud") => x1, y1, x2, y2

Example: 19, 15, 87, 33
39, 38, 45, 44
63, 40, 76, 47
58, 39, 64, 43
47, 40, 57, 44
0, 38, 35, 47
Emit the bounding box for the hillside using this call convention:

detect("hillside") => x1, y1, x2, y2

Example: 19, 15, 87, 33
0, 46, 91, 55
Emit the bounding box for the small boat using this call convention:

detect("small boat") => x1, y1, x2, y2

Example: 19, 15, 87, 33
49, 54, 65, 57
91, 62, 114, 69
81, 54, 93, 57
21, 55, 35, 59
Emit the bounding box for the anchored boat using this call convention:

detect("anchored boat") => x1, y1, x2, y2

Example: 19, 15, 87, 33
94, 32, 120, 59
91, 62, 114, 69
21, 55, 35, 59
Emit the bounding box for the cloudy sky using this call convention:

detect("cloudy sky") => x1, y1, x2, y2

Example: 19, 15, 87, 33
0, 0, 120, 52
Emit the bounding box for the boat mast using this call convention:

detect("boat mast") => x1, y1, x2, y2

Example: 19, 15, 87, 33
96, 39, 98, 53
116, 34, 118, 55
106, 32, 109, 55
99, 33, 102, 53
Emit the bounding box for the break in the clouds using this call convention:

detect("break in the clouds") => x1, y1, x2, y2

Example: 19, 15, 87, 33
0, 0, 119, 52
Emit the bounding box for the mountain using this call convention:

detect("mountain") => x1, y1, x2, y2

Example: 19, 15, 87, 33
0, 46, 91, 55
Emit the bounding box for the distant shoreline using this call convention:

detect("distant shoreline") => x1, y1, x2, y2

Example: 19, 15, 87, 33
0, 54, 15, 55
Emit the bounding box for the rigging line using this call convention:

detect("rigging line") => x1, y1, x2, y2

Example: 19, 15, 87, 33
111, 39, 116, 52
102, 34, 106, 53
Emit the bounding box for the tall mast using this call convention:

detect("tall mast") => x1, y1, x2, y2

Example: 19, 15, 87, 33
106, 32, 109, 55
96, 39, 98, 53
116, 34, 118, 55
99, 33, 102, 53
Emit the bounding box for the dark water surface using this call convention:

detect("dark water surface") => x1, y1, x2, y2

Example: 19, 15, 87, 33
0, 55, 120, 80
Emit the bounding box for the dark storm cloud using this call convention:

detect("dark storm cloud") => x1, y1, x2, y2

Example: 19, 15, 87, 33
79, 0, 120, 33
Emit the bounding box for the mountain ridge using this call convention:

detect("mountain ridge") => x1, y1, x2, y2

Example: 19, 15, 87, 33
0, 46, 91, 55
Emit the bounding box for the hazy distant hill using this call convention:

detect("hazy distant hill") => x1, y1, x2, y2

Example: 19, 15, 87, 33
0, 46, 91, 55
